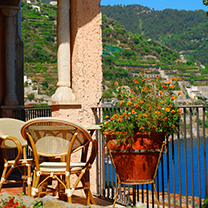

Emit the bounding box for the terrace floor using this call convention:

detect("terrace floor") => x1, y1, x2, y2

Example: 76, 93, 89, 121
1, 185, 126, 208
2, 185, 202, 208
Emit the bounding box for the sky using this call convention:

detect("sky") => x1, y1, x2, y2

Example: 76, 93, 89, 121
100, 0, 207, 11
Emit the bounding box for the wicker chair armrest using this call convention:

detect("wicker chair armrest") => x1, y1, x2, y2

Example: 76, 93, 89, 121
0, 136, 23, 164
85, 139, 98, 167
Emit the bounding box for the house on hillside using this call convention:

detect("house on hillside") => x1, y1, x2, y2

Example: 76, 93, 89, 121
31, 5, 41, 12
186, 86, 202, 99
50, 1, 57, 6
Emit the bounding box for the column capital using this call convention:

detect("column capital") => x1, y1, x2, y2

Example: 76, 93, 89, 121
0, 5, 20, 17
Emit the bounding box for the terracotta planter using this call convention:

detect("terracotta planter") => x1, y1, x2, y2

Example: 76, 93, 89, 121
105, 133, 167, 184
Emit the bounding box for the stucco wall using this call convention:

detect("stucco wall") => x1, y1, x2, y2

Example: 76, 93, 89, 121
52, 0, 102, 127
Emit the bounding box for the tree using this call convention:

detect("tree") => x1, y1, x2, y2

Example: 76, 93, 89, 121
203, 0, 208, 6
27, 93, 35, 101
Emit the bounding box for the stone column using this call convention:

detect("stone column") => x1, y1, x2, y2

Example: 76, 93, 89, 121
52, 0, 76, 104
1, 6, 19, 106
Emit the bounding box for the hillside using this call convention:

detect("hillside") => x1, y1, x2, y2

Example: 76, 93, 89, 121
101, 5, 208, 65
21, 2, 208, 104
101, 15, 208, 99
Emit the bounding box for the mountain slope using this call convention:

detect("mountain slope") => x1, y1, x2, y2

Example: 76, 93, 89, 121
101, 5, 208, 65
21, 3, 208, 101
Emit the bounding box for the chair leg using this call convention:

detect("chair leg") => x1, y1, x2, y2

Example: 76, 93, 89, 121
27, 166, 32, 196
22, 166, 27, 194
31, 171, 40, 198
80, 170, 96, 205
65, 174, 73, 203
0, 166, 8, 191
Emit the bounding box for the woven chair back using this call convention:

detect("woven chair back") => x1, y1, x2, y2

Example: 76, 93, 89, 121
21, 117, 92, 157
0, 118, 27, 148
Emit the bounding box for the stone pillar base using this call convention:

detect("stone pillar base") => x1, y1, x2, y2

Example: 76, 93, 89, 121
52, 87, 76, 105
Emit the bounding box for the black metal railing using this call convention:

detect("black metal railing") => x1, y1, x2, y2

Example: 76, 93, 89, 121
14, 106, 208, 207
92, 106, 208, 208
14, 107, 52, 121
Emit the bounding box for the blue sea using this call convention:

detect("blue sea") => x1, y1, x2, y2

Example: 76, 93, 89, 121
105, 138, 208, 199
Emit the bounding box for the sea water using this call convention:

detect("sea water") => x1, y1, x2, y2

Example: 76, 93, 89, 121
105, 138, 208, 199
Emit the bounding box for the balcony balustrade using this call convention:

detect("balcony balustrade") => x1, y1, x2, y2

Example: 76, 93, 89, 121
14, 105, 208, 207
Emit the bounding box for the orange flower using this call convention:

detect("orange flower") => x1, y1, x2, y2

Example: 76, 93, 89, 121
142, 79, 146, 82
132, 110, 136, 114
139, 114, 142, 117
156, 75, 160, 77
130, 89, 133, 91
143, 113, 148, 117
142, 89, 145, 92
135, 81, 139, 84
113, 114, 118, 118
170, 85, 174, 89
127, 101, 132, 105
149, 107, 152, 110
166, 108, 170, 112
172, 124, 175, 127
133, 79, 136, 82
155, 111, 160, 115
140, 127, 144, 130
123, 112, 127, 116
114, 81, 118, 86
110, 117, 114, 121
148, 77, 151, 80
172, 77, 176, 81
140, 100, 144, 104
117, 118, 122, 122
164, 117, 168, 120
119, 115, 123, 118
169, 104, 173, 108
105, 115, 109, 119
159, 91, 163, 95
156, 106, 160, 109
140, 72, 144, 75
149, 90, 152, 93
135, 103, 139, 107
171, 110, 176, 114
178, 91, 182, 95
168, 81, 172, 84
120, 100, 124, 105
177, 109, 182, 114
126, 116, 129, 119
171, 96, 176, 100
163, 85, 167, 89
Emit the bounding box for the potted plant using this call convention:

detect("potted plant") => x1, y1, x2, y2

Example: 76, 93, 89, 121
100, 73, 182, 206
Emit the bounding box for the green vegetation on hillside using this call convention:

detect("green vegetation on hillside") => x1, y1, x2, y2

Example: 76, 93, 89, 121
21, 2, 208, 100
101, 5, 208, 66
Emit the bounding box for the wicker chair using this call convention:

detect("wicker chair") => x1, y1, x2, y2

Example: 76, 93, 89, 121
21, 117, 98, 205
0, 118, 33, 196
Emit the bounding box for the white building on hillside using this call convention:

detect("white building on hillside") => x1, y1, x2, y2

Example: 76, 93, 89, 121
50, 1, 57, 6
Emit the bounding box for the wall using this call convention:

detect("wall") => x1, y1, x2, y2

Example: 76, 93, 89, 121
52, 0, 102, 127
